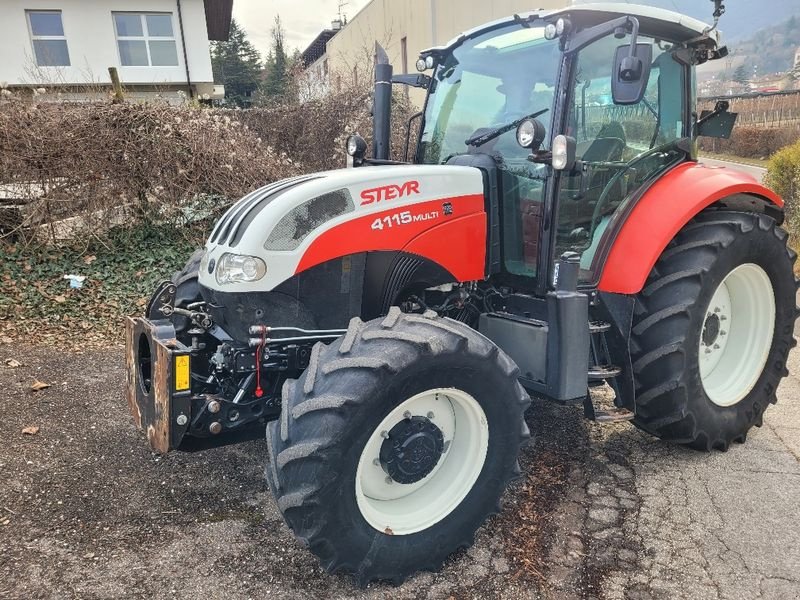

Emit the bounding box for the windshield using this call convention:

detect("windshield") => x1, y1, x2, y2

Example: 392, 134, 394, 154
419, 23, 562, 166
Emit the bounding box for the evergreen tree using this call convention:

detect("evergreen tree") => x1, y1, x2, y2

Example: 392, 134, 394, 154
263, 16, 289, 101
732, 64, 750, 87
211, 20, 262, 107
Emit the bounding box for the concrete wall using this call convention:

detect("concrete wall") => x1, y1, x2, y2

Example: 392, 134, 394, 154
324, 0, 568, 100
0, 0, 214, 92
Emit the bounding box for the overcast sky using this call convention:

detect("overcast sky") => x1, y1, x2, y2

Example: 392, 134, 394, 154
232, 0, 371, 59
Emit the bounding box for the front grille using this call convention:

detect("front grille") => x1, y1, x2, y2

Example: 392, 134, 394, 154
263, 189, 354, 251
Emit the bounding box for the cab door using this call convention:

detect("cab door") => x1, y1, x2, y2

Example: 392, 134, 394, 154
552, 33, 689, 285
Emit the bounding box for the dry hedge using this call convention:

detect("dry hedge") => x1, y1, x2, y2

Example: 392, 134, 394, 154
0, 89, 415, 247
697, 125, 800, 159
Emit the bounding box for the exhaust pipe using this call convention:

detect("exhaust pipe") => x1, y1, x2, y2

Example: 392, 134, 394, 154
373, 42, 393, 161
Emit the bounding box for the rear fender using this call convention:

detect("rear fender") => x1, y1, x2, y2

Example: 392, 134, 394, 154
597, 162, 783, 295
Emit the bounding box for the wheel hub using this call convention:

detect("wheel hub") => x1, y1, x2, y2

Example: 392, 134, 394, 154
702, 312, 721, 347
379, 416, 444, 484
698, 263, 776, 407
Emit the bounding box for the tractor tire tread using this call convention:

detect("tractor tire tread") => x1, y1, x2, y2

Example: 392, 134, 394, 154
631, 209, 798, 451
266, 309, 530, 586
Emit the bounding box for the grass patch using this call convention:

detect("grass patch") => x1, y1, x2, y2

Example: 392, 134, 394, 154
0, 223, 204, 348
699, 152, 769, 169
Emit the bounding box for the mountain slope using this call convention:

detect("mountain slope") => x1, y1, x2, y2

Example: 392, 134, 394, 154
734, 15, 800, 75
574, 0, 799, 43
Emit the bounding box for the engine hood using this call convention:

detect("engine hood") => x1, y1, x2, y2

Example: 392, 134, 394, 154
198, 165, 486, 293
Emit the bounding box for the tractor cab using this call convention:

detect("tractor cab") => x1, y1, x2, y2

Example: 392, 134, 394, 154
360, 3, 730, 295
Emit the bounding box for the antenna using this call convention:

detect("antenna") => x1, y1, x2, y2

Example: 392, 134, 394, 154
704, 0, 725, 35
337, 0, 349, 24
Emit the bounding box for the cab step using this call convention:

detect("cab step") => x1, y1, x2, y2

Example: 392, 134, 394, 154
589, 320, 611, 334
583, 395, 635, 423
588, 364, 622, 381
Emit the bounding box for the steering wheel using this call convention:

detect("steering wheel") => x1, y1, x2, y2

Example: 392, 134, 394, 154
587, 140, 683, 239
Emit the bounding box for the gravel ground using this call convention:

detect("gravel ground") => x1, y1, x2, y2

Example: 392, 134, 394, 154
1, 336, 799, 599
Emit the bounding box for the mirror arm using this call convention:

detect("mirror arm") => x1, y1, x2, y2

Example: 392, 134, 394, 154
564, 15, 631, 54
391, 74, 432, 89
626, 17, 640, 60
528, 151, 552, 165
696, 100, 729, 127
404, 111, 423, 162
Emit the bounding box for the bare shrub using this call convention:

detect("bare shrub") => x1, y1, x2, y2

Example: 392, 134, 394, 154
697, 124, 800, 158
0, 98, 301, 246
236, 85, 418, 173
0, 82, 418, 247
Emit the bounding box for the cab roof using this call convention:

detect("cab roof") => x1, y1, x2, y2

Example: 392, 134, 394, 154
427, 2, 717, 55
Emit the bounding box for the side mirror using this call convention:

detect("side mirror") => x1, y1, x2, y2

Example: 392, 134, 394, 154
612, 43, 652, 105
697, 100, 738, 139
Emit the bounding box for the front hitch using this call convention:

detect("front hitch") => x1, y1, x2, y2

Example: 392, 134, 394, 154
125, 316, 193, 453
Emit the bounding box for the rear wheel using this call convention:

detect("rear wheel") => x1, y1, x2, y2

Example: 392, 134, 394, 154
266, 308, 530, 585
631, 210, 798, 450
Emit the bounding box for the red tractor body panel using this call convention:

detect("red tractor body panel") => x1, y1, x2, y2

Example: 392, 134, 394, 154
598, 162, 783, 295
296, 193, 487, 281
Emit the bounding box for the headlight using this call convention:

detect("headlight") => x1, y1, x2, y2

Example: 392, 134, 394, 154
346, 134, 367, 158
215, 253, 267, 285
516, 118, 545, 150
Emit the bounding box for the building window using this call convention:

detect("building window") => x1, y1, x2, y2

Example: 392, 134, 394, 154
113, 13, 179, 67
27, 10, 70, 66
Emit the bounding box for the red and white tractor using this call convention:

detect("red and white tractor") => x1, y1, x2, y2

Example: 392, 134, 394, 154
126, 1, 797, 585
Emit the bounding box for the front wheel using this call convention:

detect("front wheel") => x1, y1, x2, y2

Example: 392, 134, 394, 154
631, 210, 798, 450
266, 308, 530, 585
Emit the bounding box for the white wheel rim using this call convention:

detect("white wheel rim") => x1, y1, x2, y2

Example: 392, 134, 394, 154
355, 387, 489, 535
699, 263, 775, 407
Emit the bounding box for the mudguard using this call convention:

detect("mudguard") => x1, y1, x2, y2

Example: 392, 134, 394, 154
597, 162, 783, 295
198, 165, 487, 293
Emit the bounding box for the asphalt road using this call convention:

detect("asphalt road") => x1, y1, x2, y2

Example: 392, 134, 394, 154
1, 327, 799, 599
700, 157, 767, 182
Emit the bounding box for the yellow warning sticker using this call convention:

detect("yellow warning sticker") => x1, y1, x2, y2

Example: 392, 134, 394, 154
175, 355, 190, 391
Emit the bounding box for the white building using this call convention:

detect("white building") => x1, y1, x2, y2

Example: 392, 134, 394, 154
301, 0, 568, 103
0, 0, 232, 102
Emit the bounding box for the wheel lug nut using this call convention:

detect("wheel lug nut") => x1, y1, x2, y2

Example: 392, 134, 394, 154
714, 307, 721, 313
380, 430, 389, 439
713, 344, 720, 349
427, 411, 435, 419
373, 458, 381, 466
720, 331, 726, 336
705, 348, 712, 354
403, 411, 412, 419
385, 476, 393, 485
720, 316, 727, 321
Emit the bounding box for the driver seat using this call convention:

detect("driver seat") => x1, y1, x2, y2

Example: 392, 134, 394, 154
581, 121, 626, 163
